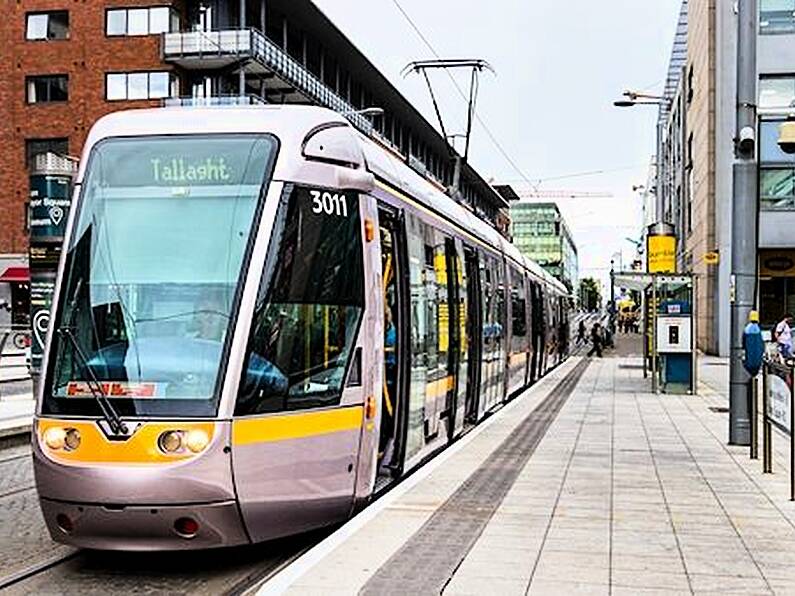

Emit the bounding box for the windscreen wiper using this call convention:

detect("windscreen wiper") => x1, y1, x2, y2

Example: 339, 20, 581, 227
58, 278, 127, 435
58, 327, 128, 436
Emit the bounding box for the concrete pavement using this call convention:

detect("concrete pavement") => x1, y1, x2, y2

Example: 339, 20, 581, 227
266, 340, 795, 595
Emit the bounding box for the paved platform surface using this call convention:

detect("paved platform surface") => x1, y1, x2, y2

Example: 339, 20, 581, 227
264, 341, 795, 595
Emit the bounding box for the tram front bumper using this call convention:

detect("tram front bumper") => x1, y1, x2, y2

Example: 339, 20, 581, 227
39, 498, 249, 551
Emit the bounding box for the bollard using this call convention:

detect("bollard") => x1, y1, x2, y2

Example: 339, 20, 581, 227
763, 365, 773, 474
750, 378, 758, 460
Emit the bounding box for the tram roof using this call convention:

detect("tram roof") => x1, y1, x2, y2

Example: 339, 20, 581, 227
80, 105, 565, 294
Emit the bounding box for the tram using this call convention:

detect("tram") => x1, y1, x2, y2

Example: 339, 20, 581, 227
33, 105, 570, 550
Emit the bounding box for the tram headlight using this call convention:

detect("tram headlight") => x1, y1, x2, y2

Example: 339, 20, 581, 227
158, 430, 184, 454
43, 427, 67, 450
64, 428, 81, 451
185, 429, 210, 454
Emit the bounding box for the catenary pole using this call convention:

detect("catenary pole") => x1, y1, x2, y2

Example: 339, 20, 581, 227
729, 0, 758, 445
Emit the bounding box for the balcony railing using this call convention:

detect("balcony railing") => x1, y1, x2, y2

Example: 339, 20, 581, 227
163, 28, 372, 133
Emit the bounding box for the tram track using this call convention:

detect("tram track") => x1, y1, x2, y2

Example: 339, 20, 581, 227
0, 325, 596, 594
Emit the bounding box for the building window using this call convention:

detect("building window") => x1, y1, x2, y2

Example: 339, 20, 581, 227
26, 11, 69, 40
760, 76, 795, 110
760, 0, 795, 34
26, 75, 68, 104
25, 138, 69, 169
106, 6, 177, 36
106, 72, 177, 101
760, 168, 795, 209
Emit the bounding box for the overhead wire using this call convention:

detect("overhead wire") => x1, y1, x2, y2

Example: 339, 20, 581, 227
389, 0, 537, 189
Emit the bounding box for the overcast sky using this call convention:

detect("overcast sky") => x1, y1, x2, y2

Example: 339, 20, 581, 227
313, 0, 683, 291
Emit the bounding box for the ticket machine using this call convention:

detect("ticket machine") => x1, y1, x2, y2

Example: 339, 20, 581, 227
655, 277, 695, 394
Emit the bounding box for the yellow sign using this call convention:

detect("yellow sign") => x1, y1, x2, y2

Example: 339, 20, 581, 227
647, 235, 676, 273
704, 251, 720, 265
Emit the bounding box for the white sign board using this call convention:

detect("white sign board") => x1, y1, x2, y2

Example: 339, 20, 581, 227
656, 316, 692, 353
766, 371, 792, 434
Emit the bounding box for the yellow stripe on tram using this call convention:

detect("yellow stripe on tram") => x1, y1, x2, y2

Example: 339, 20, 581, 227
232, 407, 364, 446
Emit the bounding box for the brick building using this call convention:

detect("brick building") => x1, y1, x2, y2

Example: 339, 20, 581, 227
0, 0, 511, 328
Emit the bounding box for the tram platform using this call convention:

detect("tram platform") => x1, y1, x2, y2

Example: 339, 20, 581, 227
261, 337, 795, 595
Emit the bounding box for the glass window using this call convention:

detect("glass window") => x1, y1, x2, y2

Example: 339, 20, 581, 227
148, 72, 170, 99
44, 134, 278, 418
106, 9, 127, 36
760, 77, 795, 109
127, 73, 148, 99
26, 75, 68, 103
760, 120, 795, 163
25, 138, 69, 168
106, 73, 127, 100
26, 11, 69, 40
26, 14, 48, 39
235, 186, 365, 415
106, 7, 176, 36
106, 72, 175, 101
149, 7, 170, 34
127, 8, 149, 35
761, 168, 795, 209
760, 0, 795, 33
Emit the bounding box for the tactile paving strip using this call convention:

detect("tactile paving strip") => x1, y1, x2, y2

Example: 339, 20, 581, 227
359, 358, 591, 596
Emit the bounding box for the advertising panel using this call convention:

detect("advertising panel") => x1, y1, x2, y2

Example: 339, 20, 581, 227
647, 235, 676, 273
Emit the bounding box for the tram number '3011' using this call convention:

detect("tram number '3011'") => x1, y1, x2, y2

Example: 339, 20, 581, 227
310, 190, 349, 217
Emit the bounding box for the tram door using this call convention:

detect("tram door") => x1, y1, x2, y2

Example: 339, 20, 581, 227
377, 208, 409, 478
463, 246, 482, 423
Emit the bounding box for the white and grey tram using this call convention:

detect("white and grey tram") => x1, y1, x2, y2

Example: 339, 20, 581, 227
33, 105, 570, 550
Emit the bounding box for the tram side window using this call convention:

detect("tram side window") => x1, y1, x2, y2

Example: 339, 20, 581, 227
235, 186, 365, 415
511, 273, 527, 339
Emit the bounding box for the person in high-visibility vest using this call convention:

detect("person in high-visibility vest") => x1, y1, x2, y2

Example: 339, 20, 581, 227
743, 310, 764, 376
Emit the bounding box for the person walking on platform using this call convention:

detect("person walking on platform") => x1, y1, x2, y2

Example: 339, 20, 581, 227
587, 322, 603, 358
576, 320, 587, 345
775, 313, 793, 360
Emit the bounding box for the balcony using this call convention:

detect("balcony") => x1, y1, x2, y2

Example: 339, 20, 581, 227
162, 28, 372, 133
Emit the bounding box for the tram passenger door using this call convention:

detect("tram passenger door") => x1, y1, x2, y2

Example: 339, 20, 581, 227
463, 247, 482, 423
376, 208, 409, 478
444, 238, 462, 439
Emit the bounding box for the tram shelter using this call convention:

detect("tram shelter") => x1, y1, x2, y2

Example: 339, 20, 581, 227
612, 271, 697, 394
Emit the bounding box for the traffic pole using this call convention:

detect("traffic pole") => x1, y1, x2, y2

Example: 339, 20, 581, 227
729, 0, 758, 445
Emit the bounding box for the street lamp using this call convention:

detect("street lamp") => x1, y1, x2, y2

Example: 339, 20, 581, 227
612, 90, 672, 108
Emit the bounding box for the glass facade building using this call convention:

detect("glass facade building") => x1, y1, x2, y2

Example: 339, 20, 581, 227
510, 203, 578, 292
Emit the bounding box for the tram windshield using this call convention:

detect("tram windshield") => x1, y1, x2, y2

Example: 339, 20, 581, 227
44, 134, 277, 417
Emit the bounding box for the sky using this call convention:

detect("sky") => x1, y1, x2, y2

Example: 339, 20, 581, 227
312, 0, 683, 291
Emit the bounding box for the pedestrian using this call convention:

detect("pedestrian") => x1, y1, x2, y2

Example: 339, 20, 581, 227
576, 320, 587, 345
587, 322, 603, 357
775, 313, 793, 360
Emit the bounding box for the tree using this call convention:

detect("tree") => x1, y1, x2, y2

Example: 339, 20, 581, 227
579, 278, 601, 312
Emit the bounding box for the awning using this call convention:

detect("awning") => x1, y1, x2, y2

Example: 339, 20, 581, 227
0, 267, 30, 283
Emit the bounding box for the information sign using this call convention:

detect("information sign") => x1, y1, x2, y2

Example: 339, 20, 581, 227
766, 365, 792, 435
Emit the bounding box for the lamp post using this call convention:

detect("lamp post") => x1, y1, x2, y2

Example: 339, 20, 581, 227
729, 0, 758, 446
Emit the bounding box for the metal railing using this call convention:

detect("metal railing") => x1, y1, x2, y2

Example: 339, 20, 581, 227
162, 28, 373, 134
760, 358, 795, 500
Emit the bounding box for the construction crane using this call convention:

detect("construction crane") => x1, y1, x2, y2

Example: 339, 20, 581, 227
513, 189, 614, 199
493, 185, 614, 201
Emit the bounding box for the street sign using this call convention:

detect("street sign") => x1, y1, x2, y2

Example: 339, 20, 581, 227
704, 251, 719, 265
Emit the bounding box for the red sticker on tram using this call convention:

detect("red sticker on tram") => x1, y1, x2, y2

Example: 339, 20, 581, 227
66, 382, 161, 398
